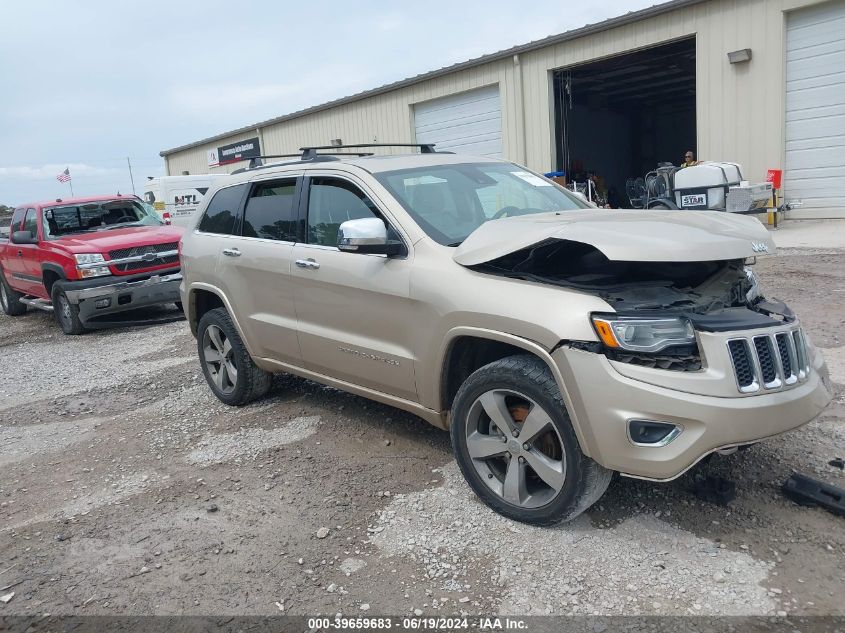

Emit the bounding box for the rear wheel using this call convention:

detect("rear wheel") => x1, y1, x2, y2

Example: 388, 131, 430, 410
197, 307, 272, 406
450, 355, 612, 526
0, 273, 27, 316
51, 284, 85, 335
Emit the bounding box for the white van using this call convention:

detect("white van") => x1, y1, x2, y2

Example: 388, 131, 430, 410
143, 175, 229, 227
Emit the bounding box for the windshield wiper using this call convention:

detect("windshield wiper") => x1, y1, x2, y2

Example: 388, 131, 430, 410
102, 222, 143, 230
446, 241, 463, 247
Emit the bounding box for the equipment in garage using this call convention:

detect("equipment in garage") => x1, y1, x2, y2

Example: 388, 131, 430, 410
626, 161, 773, 213
784, 2, 845, 210
553, 38, 696, 206
414, 85, 502, 157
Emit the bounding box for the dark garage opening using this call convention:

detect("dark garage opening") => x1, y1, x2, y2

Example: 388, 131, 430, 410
553, 37, 696, 207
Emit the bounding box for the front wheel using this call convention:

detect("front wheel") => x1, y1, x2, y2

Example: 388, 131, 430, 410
0, 273, 27, 316
51, 284, 85, 334
197, 307, 272, 406
450, 355, 612, 526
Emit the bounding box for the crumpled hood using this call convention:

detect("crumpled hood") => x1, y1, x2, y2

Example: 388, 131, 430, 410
452, 210, 775, 265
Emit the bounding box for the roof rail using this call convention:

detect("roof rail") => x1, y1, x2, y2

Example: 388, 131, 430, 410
246, 154, 301, 169
299, 143, 436, 160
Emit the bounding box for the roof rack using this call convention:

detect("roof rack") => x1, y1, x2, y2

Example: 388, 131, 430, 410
300, 143, 436, 160
231, 143, 438, 174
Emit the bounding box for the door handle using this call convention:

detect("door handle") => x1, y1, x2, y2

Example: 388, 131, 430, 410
17, 250, 23, 257
295, 258, 320, 270
222, 248, 241, 257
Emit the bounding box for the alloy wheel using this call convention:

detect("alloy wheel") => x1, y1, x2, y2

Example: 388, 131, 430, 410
202, 324, 238, 395
0, 283, 8, 311
58, 294, 71, 322
465, 389, 566, 509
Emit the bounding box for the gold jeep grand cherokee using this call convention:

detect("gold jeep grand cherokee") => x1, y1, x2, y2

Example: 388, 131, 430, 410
179, 144, 832, 526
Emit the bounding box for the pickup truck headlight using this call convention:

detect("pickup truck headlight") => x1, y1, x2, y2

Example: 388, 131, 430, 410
591, 315, 695, 353
74, 253, 111, 278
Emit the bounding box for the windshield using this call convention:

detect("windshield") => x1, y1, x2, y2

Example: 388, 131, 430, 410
376, 162, 589, 246
43, 199, 163, 239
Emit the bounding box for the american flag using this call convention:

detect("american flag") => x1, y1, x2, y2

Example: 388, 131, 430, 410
57, 168, 71, 183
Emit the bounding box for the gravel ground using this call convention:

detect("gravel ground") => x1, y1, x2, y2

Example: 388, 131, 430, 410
0, 240, 843, 619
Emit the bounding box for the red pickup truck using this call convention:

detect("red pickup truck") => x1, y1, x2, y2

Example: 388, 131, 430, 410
0, 194, 184, 334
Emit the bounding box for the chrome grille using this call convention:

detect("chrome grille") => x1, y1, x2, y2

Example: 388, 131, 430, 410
108, 242, 179, 272
727, 328, 809, 394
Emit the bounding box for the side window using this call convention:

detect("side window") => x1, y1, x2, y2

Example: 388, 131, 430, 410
241, 179, 299, 241
10, 208, 26, 230
306, 177, 380, 247
197, 184, 247, 234
23, 208, 38, 236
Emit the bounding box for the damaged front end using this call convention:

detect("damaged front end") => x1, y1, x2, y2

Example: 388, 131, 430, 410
469, 238, 795, 371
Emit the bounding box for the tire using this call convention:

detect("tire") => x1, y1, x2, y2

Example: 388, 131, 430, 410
51, 283, 85, 335
175, 301, 184, 313
450, 354, 612, 526
197, 307, 272, 406
0, 272, 27, 316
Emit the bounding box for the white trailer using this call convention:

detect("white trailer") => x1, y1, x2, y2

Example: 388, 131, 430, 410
142, 175, 229, 227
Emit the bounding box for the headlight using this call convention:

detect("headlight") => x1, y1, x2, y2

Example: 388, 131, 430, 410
745, 267, 761, 303
591, 315, 695, 353
74, 253, 111, 278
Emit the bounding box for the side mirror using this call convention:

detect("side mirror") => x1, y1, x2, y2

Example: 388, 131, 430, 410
337, 217, 404, 256
12, 230, 37, 244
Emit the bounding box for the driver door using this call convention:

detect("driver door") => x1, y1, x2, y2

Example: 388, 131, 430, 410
13, 208, 44, 297
291, 174, 418, 401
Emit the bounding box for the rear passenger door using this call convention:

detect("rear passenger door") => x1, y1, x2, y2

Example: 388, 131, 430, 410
212, 175, 303, 366
291, 174, 418, 401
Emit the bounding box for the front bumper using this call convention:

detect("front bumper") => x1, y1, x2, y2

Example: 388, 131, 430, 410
63, 270, 182, 323
553, 335, 832, 481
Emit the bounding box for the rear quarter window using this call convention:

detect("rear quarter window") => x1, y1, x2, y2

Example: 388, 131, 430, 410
197, 184, 247, 234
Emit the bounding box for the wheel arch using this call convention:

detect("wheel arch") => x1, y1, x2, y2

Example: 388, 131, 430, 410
436, 328, 591, 455
187, 284, 254, 352
41, 263, 65, 295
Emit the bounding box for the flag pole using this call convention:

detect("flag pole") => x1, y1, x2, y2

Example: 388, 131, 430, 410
127, 157, 136, 195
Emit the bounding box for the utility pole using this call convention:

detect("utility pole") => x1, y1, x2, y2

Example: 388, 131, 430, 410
127, 157, 136, 195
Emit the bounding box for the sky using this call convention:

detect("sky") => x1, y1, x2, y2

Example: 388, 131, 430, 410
0, 0, 662, 206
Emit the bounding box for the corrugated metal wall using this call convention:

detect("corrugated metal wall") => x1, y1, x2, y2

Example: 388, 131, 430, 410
165, 0, 827, 204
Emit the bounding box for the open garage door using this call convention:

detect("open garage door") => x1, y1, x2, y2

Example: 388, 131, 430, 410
552, 38, 696, 208
413, 85, 502, 157
785, 1, 845, 215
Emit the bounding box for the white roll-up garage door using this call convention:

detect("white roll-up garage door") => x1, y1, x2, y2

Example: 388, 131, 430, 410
785, 1, 845, 214
413, 85, 502, 157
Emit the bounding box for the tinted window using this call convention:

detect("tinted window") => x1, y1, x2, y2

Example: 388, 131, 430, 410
11, 208, 26, 229
23, 209, 37, 236
198, 184, 246, 234
241, 179, 298, 241
307, 178, 380, 247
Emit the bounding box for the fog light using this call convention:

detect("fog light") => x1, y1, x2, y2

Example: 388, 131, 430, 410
95, 298, 111, 309
628, 419, 682, 446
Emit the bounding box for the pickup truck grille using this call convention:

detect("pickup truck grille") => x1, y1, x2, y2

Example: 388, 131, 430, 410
108, 242, 179, 272
727, 328, 809, 393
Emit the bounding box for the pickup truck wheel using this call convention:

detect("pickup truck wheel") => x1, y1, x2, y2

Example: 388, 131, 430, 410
197, 307, 272, 406
0, 274, 27, 316
51, 284, 85, 335
450, 355, 612, 526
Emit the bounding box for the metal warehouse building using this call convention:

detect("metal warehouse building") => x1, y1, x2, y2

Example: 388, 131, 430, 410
160, 0, 845, 217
